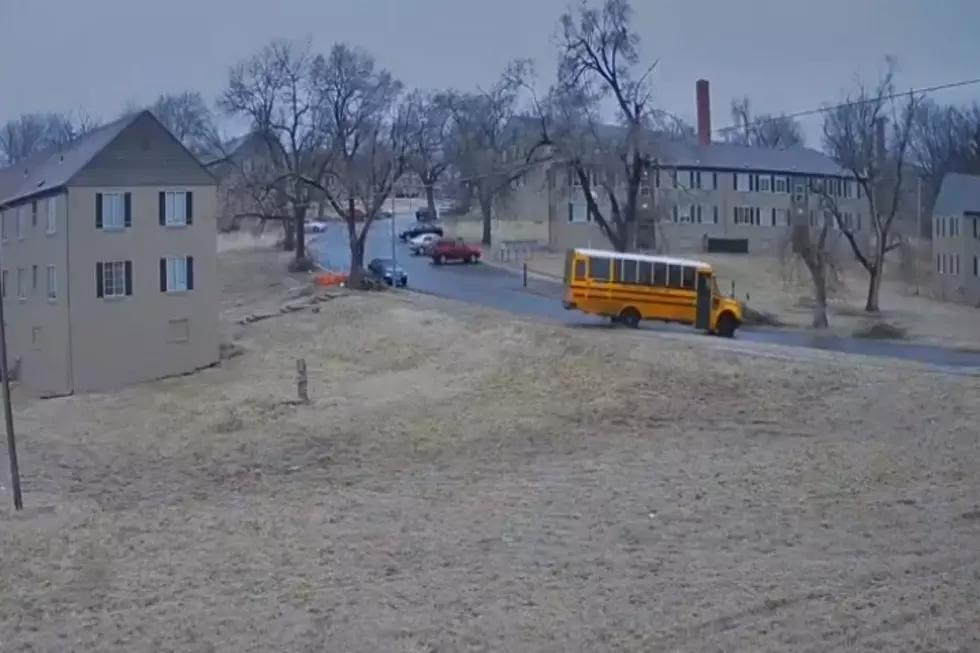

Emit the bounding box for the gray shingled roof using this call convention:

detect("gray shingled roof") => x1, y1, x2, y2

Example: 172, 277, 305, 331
933, 172, 980, 216
655, 139, 849, 176
0, 111, 142, 206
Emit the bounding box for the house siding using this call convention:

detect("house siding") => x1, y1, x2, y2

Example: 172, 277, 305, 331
65, 185, 220, 393
932, 213, 980, 305
0, 192, 72, 397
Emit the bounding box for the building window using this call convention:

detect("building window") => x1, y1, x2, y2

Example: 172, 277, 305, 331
773, 176, 789, 193
772, 208, 790, 226
674, 204, 702, 223
16, 268, 25, 300
688, 170, 702, 189
46, 265, 57, 300
46, 196, 57, 234
951, 254, 960, 275
31, 201, 38, 227
843, 180, 853, 198
160, 256, 195, 292
97, 192, 130, 230
567, 202, 589, 223
96, 260, 132, 298
734, 206, 759, 225
974, 216, 980, 239
16, 206, 25, 240
161, 190, 194, 226
735, 173, 751, 192
756, 175, 771, 192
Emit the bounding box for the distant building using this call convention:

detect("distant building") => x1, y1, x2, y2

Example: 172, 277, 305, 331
0, 110, 219, 397
931, 172, 980, 305
498, 80, 867, 256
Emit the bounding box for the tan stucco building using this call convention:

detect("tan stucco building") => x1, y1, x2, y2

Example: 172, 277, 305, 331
0, 110, 220, 397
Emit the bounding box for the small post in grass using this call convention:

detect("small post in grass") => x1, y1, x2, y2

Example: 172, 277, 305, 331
296, 358, 309, 403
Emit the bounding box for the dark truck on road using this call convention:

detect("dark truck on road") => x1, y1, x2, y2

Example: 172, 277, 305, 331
430, 238, 481, 265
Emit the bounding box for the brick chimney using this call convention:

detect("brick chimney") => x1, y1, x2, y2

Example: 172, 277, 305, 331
696, 79, 711, 146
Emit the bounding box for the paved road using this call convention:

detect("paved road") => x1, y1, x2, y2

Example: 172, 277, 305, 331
312, 214, 980, 370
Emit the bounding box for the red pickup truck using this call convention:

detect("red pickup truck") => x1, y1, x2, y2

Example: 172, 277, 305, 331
430, 238, 481, 265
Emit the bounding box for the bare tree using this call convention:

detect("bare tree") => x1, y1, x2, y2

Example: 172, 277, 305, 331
910, 99, 980, 227
300, 43, 409, 286
405, 89, 456, 218
724, 97, 805, 148
447, 62, 538, 246
533, 0, 667, 252
147, 91, 216, 155
219, 38, 330, 269
783, 213, 840, 328
816, 62, 920, 312
0, 111, 100, 165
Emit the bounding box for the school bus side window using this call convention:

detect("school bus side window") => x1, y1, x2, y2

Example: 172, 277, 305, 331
574, 259, 586, 279
588, 256, 611, 281
681, 266, 696, 290
652, 262, 667, 286
667, 264, 683, 288
617, 259, 638, 283
638, 261, 653, 285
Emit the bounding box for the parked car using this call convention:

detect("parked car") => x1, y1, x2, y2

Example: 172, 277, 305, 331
408, 233, 440, 255
430, 238, 481, 265
305, 220, 328, 233
399, 224, 443, 241
416, 207, 437, 222
379, 209, 394, 219
367, 258, 408, 287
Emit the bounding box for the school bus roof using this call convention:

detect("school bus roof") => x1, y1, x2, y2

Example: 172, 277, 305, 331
571, 248, 712, 269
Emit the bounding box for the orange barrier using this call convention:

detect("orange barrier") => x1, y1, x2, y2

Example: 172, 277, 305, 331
315, 272, 348, 287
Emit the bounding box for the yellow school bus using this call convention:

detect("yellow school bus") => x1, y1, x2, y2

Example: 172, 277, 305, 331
562, 248, 743, 337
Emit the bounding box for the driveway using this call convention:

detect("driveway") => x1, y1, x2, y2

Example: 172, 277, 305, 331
311, 214, 980, 370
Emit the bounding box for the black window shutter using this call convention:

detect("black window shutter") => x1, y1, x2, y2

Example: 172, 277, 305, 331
733, 174, 737, 190
124, 192, 132, 227
567, 203, 573, 222
186, 256, 194, 290
159, 258, 167, 292
124, 261, 133, 296
95, 193, 103, 229
95, 262, 104, 298
158, 192, 166, 226
185, 192, 194, 225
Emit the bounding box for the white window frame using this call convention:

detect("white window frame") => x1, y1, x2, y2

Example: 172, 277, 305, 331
102, 260, 128, 298
568, 202, 589, 223
46, 265, 57, 300
733, 206, 757, 226
16, 267, 25, 300
102, 193, 126, 230
773, 176, 789, 194
46, 196, 57, 234
735, 173, 751, 192
757, 175, 771, 192
165, 191, 189, 226
165, 257, 189, 292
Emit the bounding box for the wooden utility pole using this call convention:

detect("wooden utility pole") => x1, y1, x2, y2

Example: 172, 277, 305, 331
0, 270, 23, 510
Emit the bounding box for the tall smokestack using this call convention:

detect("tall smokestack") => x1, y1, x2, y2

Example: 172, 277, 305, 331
696, 79, 711, 146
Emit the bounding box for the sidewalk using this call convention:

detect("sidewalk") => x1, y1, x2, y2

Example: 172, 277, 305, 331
486, 251, 565, 282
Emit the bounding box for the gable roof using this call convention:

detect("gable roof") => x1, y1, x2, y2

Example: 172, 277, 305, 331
933, 172, 980, 216
0, 111, 143, 206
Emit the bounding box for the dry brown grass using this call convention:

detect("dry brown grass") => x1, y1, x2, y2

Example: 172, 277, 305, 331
445, 214, 549, 243
1, 243, 979, 652
512, 248, 980, 350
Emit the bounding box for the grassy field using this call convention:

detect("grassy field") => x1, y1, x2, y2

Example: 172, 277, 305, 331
1, 240, 978, 651
504, 244, 980, 351
444, 213, 549, 244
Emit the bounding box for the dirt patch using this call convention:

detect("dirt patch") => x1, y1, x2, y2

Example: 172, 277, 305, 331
0, 248, 978, 652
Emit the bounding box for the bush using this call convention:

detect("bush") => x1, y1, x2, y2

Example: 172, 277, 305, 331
852, 321, 907, 340
742, 304, 785, 327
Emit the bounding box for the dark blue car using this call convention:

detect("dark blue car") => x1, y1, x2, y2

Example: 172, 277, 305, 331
367, 258, 408, 287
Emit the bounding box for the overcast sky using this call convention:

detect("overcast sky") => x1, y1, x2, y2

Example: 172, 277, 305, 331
2, 0, 979, 144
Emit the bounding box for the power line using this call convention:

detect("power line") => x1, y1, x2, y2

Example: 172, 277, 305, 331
711, 76, 980, 136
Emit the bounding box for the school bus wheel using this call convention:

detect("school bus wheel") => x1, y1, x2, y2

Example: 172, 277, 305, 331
716, 311, 738, 338
618, 307, 641, 329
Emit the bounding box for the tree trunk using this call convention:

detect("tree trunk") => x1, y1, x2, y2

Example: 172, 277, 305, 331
864, 251, 885, 312
282, 219, 295, 251
479, 190, 493, 246
425, 183, 437, 220
348, 235, 367, 287
801, 253, 830, 328
290, 205, 314, 272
